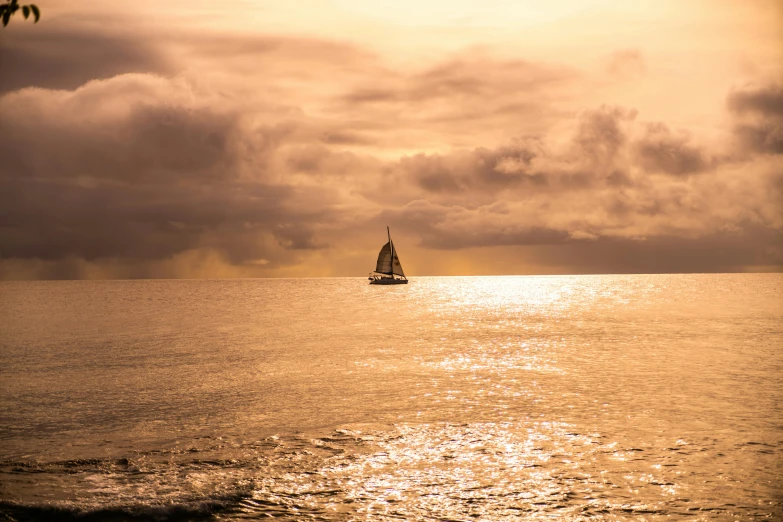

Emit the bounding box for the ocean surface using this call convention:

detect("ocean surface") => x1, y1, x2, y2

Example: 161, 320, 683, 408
0, 274, 781, 521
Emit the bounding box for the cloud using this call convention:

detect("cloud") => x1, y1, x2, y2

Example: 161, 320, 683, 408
727, 84, 783, 116
388, 105, 713, 203
727, 83, 783, 154
2, 78, 243, 185
361, 98, 781, 262
633, 122, 709, 176
0, 22, 780, 278
0, 74, 347, 271
572, 105, 636, 170
396, 141, 544, 195
0, 20, 172, 93
331, 56, 578, 149
341, 58, 572, 105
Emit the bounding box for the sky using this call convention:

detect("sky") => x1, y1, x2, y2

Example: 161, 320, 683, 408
0, 0, 781, 278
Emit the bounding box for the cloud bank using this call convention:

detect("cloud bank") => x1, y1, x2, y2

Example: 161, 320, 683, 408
0, 2, 781, 278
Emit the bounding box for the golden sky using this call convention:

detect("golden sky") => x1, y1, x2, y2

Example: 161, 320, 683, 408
0, 0, 781, 278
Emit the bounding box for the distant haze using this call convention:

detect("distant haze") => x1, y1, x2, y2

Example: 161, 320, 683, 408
0, 0, 781, 278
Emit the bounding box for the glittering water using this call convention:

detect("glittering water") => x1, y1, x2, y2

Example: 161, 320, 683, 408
0, 275, 781, 520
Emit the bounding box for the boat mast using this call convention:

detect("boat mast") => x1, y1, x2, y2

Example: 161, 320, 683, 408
387, 226, 393, 277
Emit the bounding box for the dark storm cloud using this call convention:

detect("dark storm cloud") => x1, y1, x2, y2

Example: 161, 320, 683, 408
573, 105, 635, 168
0, 75, 338, 267
365, 95, 782, 264
727, 84, 783, 116
732, 123, 783, 154
391, 100, 757, 214
0, 22, 172, 93
399, 142, 544, 194
0, 175, 305, 262
727, 83, 783, 154
393, 107, 641, 198
0, 32, 780, 278
0, 16, 381, 98
633, 122, 709, 176
2, 100, 241, 184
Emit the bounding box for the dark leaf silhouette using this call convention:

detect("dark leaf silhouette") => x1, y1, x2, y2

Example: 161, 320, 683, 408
0, 0, 40, 26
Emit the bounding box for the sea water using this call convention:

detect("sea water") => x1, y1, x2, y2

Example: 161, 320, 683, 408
0, 274, 781, 520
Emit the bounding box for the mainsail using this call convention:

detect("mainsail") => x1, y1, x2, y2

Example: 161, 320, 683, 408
375, 241, 405, 276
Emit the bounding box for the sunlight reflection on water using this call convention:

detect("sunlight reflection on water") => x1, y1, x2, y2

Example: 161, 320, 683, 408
243, 421, 686, 520
0, 274, 781, 520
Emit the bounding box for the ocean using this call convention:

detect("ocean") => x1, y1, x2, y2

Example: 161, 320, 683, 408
0, 274, 781, 520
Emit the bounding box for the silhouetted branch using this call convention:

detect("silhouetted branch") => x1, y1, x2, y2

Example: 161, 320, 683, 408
1, 0, 40, 27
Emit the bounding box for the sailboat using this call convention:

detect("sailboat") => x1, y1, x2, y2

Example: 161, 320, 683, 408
369, 227, 408, 284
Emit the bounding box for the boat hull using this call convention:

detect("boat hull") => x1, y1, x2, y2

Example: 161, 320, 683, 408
369, 278, 408, 285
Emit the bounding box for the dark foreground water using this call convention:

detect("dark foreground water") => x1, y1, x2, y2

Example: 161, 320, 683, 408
0, 275, 781, 520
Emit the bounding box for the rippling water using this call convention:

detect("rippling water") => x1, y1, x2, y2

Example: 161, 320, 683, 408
1, 275, 781, 520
